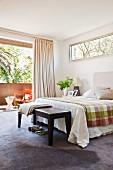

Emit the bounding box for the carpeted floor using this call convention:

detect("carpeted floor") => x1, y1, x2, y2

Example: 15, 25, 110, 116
0, 110, 113, 170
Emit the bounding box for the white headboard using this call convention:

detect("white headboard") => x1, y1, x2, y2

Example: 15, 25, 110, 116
93, 71, 113, 89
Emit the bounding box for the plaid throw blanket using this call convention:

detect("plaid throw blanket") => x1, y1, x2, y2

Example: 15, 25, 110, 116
48, 97, 113, 127
80, 102, 113, 127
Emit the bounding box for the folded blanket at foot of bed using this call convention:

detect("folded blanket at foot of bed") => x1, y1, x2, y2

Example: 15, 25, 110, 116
18, 102, 52, 116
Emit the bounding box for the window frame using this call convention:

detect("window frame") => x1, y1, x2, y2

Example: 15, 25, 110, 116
69, 32, 113, 61
0, 38, 32, 48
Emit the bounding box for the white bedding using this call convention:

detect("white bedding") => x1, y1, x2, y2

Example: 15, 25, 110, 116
35, 96, 89, 148
35, 96, 113, 148
19, 96, 113, 148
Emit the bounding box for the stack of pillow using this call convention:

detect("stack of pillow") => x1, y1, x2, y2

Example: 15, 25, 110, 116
83, 86, 113, 100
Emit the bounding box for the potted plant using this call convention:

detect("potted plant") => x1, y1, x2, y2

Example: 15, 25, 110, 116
57, 77, 73, 96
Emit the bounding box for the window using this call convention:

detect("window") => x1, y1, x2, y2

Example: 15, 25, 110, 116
69, 33, 113, 61
0, 38, 33, 83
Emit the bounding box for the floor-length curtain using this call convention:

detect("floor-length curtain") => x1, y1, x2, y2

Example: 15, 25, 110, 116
32, 38, 56, 100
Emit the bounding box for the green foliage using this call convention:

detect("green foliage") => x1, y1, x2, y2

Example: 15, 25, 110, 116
0, 46, 12, 75
57, 77, 73, 90
0, 44, 32, 83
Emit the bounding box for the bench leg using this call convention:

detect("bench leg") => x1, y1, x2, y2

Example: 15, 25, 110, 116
33, 113, 37, 125
18, 113, 22, 128
48, 117, 54, 146
65, 112, 71, 138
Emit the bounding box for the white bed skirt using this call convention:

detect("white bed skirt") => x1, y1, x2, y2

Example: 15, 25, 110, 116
88, 124, 113, 138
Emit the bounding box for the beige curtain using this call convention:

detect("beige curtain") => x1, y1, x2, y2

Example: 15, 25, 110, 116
32, 38, 56, 100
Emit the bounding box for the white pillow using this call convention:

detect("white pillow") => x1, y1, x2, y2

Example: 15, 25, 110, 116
82, 89, 96, 98
83, 87, 111, 99
95, 89, 113, 100
94, 86, 110, 91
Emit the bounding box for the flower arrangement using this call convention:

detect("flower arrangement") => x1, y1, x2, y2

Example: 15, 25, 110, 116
57, 77, 73, 90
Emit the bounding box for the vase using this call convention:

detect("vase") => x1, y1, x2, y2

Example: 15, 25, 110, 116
63, 88, 68, 96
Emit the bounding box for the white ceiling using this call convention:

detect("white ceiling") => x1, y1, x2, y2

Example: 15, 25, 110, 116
0, 0, 113, 41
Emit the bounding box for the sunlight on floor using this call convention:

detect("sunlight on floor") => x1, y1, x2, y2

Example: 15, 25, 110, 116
0, 105, 18, 112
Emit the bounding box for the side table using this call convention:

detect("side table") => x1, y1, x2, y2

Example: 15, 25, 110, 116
5, 96, 14, 110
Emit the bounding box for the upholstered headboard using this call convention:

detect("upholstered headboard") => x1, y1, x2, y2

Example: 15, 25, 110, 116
93, 71, 113, 89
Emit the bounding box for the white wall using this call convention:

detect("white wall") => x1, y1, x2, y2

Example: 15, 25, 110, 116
61, 23, 113, 94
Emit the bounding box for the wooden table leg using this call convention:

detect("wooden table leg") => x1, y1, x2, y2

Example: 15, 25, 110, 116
48, 116, 54, 146
65, 112, 71, 138
33, 113, 37, 125
18, 113, 22, 128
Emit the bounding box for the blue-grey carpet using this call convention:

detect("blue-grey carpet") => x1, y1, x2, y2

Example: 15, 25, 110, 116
0, 110, 113, 170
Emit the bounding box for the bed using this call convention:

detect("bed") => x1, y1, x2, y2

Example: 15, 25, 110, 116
19, 71, 113, 148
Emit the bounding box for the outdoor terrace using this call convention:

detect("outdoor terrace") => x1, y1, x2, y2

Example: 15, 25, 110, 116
0, 83, 32, 110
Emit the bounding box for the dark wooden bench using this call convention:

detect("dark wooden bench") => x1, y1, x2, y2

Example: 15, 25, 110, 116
18, 107, 71, 146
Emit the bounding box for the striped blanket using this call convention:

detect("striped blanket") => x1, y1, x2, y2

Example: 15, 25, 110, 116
47, 98, 113, 127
